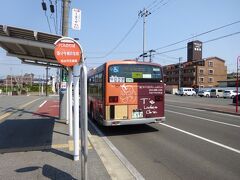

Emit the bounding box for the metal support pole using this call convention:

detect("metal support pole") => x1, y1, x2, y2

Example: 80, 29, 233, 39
41, 75, 44, 96
10, 68, 13, 96
68, 68, 73, 136
46, 66, 49, 96
73, 65, 80, 161
143, 9, 146, 62
139, 8, 150, 62
5, 77, 7, 95
178, 57, 182, 90
236, 56, 239, 112
66, 83, 69, 124
80, 65, 88, 180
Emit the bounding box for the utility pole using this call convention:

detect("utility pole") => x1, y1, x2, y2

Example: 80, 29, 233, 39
46, 66, 50, 96
178, 57, 182, 90
149, 49, 156, 62
59, 0, 70, 121
139, 8, 151, 62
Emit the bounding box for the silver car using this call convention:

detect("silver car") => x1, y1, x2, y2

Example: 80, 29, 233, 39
223, 90, 239, 99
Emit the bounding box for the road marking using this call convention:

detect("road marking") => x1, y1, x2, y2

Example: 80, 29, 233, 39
0, 98, 41, 122
166, 109, 240, 128
89, 120, 145, 180
161, 123, 240, 154
0, 142, 92, 153
0, 112, 12, 121
39, 100, 47, 108
19, 98, 42, 109
51, 143, 69, 149
67, 140, 92, 151
166, 104, 240, 119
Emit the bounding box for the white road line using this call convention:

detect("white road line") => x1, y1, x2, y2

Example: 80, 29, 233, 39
166, 109, 240, 128
166, 104, 240, 119
89, 120, 145, 180
39, 100, 47, 108
167, 104, 206, 112
161, 123, 240, 154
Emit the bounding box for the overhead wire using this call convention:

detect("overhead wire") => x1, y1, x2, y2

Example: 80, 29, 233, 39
154, 20, 240, 51
154, 31, 240, 56
150, 0, 172, 15
146, 0, 159, 9
87, 17, 140, 59
148, 0, 165, 11
55, 0, 58, 34
49, 0, 57, 34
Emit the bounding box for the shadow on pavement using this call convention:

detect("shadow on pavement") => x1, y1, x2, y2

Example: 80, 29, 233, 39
15, 164, 77, 180
0, 118, 54, 153
43, 148, 73, 160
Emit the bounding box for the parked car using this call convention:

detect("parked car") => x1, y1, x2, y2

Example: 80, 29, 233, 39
210, 88, 224, 98
175, 90, 180, 95
223, 90, 239, 99
198, 90, 210, 97
179, 87, 196, 96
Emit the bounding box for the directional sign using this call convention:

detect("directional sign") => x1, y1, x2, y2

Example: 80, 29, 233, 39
72, 8, 81, 30
54, 37, 83, 67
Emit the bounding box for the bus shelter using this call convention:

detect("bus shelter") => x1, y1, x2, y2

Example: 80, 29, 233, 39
0, 25, 87, 164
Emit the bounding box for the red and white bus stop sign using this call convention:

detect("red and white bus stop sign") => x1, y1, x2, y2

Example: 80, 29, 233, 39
54, 37, 83, 67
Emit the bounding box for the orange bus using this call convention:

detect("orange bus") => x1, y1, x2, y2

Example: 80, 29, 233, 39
87, 60, 165, 126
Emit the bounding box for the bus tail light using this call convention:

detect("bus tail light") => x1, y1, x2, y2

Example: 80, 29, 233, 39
109, 96, 118, 103
155, 95, 163, 101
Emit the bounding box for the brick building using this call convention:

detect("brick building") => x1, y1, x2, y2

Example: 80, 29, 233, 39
163, 40, 227, 88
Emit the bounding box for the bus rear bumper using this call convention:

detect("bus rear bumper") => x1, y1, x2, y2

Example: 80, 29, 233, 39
102, 117, 166, 126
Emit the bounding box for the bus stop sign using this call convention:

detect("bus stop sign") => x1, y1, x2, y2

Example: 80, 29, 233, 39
54, 37, 83, 67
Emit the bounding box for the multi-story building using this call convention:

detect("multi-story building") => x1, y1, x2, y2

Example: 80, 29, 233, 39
163, 40, 227, 88
3, 73, 34, 86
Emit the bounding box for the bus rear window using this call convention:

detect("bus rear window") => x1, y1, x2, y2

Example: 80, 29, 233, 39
108, 64, 162, 83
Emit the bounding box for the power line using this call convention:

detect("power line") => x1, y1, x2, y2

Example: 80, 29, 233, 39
155, 20, 240, 51
146, 0, 159, 9
148, 0, 165, 11
87, 18, 140, 59
55, 0, 58, 34
203, 31, 240, 44
49, 0, 57, 34
154, 31, 240, 56
42, 0, 52, 33
150, 0, 172, 15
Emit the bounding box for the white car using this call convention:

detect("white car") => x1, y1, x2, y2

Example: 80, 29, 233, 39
179, 87, 196, 96
223, 90, 239, 99
198, 90, 210, 97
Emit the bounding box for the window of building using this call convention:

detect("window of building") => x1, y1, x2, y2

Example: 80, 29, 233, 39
199, 77, 204, 83
199, 69, 204, 75
208, 77, 214, 83
208, 61, 214, 67
208, 69, 214, 75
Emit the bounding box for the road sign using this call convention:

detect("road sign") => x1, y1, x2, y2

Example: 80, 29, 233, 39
54, 37, 83, 67
72, 8, 81, 30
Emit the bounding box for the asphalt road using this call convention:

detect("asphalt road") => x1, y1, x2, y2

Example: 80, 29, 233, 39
94, 94, 240, 180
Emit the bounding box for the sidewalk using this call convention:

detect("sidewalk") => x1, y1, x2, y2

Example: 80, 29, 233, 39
0, 97, 111, 180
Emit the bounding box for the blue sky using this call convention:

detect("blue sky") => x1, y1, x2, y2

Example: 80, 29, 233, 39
0, 0, 240, 78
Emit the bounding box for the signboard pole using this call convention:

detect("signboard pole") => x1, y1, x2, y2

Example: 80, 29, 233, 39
68, 67, 73, 136
80, 64, 88, 180
73, 64, 80, 161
